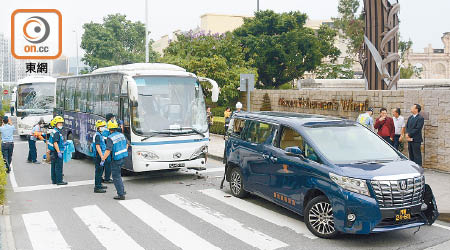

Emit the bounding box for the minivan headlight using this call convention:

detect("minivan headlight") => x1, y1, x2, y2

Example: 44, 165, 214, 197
329, 173, 370, 196
190, 145, 208, 160
137, 151, 159, 160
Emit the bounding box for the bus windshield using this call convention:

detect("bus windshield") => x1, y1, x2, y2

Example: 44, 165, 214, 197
132, 76, 208, 135
17, 82, 55, 114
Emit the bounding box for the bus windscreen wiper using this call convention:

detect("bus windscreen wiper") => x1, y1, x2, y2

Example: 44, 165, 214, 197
141, 132, 172, 141
179, 127, 205, 138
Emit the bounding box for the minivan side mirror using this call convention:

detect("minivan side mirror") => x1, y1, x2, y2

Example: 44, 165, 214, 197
285, 146, 304, 157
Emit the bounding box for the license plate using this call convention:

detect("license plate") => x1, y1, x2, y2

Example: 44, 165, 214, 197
395, 208, 412, 221
169, 163, 185, 168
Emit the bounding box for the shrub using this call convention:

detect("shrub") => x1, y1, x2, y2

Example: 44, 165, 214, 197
0, 145, 7, 205
260, 93, 272, 111
210, 116, 226, 135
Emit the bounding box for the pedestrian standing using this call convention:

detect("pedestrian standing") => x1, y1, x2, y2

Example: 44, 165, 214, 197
101, 120, 128, 200
206, 107, 213, 131
392, 108, 406, 150
10, 105, 14, 116
374, 108, 395, 145
224, 107, 231, 139
93, 120, 108, 193
357, 108, 374, 131
27, 118, 45, 164
406, 104, 424, 166
101, 113, 115, 184
234, 102, 243, 114
0, 116, 15, 173
48, 116, 67, 185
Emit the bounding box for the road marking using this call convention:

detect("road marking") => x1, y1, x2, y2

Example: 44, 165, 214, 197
434, 223, 450, 231
120, 199, 221, 250
162, 194, 288, 250
74, 205, 144, 250
199, 189, 317, 240
9, 163, 18, 189
13, 168, 223, 193
22, 211, 70, 250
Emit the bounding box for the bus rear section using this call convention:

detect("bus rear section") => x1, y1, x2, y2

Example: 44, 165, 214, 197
16, 76, 56, 139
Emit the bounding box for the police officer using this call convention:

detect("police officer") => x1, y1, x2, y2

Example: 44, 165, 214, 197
101, 120, 128, 200
27, 118, 45, 164
0, 116, 15, 173
93, 120, 108, 193
48, 116, 67, 185
101, 114, 115, 184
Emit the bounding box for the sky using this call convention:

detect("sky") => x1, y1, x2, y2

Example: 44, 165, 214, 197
1, 0, 449, 58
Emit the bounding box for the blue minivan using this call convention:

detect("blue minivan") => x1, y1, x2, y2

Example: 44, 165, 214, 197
223, 112, 438, 238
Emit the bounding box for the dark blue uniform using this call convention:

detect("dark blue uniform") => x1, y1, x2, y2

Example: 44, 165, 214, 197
94, 132, 106, 190
102, 130, 112, 182
106, 131, 128, 197
48, 128, 64, 184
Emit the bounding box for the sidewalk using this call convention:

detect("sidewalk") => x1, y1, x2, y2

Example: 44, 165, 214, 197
207, 134, 450, 222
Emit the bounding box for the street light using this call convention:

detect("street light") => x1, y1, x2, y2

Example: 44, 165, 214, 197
257, 0, 260, 12
145, 0, 149, 63
72, 30, 79, 75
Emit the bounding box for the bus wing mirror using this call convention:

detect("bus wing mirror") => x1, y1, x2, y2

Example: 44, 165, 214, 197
126, 76, 139, 105
198, 77, 220, 103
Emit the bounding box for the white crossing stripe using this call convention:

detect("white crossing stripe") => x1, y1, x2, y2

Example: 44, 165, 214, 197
74, 205, 144, 250
162, 194, 288, 250
22, 211, 70, 250
433, 223, 450, 231
120, 199, 221, 250
200, 189, 317, 239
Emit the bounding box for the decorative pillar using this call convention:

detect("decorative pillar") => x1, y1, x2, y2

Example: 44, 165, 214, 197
363, 0, 400, 90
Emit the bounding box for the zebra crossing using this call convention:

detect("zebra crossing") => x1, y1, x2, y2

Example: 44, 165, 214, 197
20, 189, 316, 250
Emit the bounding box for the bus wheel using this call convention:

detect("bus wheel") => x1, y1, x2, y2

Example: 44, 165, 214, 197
121, 168, 133, 176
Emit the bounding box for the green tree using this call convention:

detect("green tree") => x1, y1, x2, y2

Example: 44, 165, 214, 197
399, 39, 422, 79
234, 10, 340, 88
81, 14, 159, 70
315, 57, 355, 79
162, 31, 257, 105
332, 0, 365, 67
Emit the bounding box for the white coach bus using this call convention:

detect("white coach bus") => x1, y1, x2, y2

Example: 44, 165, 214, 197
55, 63, 219, 172
16, 76, 56, 139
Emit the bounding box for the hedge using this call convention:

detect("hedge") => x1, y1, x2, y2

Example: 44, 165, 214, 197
0, 145, 6, 205
210, 116, 226, 135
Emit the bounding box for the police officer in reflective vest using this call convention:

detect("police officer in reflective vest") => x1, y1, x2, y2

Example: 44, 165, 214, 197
48, 116, 68, 185
93, 120, 108, 193
101, 120, 128, 200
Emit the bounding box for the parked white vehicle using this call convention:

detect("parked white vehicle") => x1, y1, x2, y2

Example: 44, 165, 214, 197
15, 76, 56, 139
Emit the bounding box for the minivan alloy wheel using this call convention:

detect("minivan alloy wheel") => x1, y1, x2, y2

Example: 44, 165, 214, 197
230, 171, 242, 195
308, 201, 335, 236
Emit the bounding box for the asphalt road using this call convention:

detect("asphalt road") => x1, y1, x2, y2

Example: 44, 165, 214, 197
4, 137, 450, 250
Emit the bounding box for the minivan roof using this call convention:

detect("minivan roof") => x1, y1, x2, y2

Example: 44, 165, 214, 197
233, 111, 348, 127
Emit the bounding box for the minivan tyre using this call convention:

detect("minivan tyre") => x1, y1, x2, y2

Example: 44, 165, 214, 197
304, 195, 338, 239
229, 167, 248, 198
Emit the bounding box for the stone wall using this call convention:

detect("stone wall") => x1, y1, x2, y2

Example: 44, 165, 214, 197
243, 89, 450, 172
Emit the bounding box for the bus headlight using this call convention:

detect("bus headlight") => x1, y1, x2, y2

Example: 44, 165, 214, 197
190, 145, 208, 160
329, 173, 370, 196
137, 151, 159, 161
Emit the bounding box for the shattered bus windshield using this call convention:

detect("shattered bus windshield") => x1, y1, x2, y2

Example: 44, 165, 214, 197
17, 82, 55, 114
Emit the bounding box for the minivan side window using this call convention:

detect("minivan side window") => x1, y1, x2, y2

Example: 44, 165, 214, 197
243, 121, 273, 144
277, 127, 321, 163
228, 118, 246, 138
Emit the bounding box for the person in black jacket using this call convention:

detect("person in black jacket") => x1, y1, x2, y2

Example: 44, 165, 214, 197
405, 104, 424, 166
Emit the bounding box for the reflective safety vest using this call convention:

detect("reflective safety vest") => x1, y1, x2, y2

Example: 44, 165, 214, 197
108, 131, 128, 161
91, 131, 106, 157
48, 128, 64, 152
102, 130, 110, 140
357, 113, 372, 128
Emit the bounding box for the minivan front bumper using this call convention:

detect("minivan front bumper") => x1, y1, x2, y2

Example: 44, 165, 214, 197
332, 190, 427, 234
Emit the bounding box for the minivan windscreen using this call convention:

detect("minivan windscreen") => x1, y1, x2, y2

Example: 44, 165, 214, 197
302, 124, 400, 165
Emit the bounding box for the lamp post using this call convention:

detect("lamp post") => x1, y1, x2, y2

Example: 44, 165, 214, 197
257, 0, 260, 12
72, 30, 79, 75
145, 0, 149, 63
